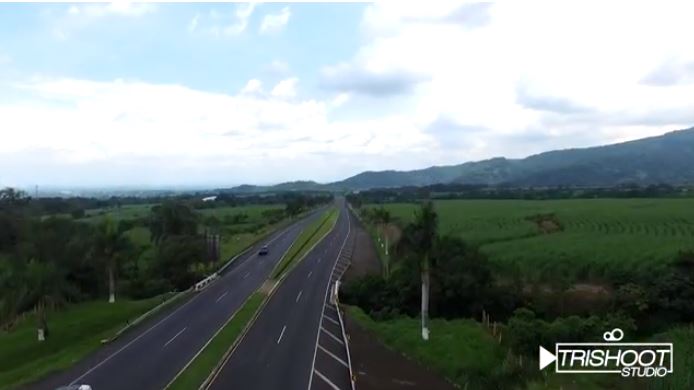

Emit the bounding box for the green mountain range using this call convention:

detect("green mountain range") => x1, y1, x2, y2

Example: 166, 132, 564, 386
225, 127, 694, 192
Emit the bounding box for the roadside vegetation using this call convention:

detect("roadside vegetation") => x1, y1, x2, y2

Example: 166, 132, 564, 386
272, 207, 337, 279
0, 295, 168, 389
0, 187, 331, 388
344, 192, 694, 389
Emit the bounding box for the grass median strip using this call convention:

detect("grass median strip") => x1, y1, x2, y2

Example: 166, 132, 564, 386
271, 207, 338, 280
167, 292, 265, 390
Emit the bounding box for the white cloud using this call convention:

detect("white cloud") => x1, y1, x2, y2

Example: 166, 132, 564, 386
5, 2, 694, 187
240, 79, 263, 95
260, 7, 291, 34
67, 2, 156, 18
270, 78, 298, 98
49, 2, 156, 40
190, 3, 256, 37
326, 1, 694, 165
188, 14, 199, 33
0, 77, 434, 186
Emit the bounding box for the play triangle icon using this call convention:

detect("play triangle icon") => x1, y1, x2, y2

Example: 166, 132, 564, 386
539, 346, 556, 370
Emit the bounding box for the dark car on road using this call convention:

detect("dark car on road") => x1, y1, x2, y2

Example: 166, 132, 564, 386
258, 245, 269, 255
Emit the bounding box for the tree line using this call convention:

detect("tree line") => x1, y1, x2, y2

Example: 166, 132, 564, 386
0, 188, 331, 341
346, 183, 694, 205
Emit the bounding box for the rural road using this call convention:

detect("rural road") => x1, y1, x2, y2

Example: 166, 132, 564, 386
206, 199, 354, 390
28, 209, 324, 390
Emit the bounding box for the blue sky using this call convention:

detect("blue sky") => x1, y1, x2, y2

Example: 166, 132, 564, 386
1, 2, 693, 188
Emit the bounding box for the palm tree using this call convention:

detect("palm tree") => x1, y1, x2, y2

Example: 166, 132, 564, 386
374, 207, 392, 277
94, 217, 129, 303
25, 259, 74, 341
413, 201, 437, 341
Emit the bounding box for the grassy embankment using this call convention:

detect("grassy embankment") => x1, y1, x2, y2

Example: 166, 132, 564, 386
347, 305, 507, 389
0, 295, 171, 390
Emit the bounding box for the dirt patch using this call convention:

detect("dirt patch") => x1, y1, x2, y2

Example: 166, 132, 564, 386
344, 211, 382, 282
525, 213, 563, 234
344, 314, 457, 390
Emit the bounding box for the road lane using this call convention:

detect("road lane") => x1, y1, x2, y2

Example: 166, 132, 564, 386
28, 209, 324, 390
206, 201, 353, 390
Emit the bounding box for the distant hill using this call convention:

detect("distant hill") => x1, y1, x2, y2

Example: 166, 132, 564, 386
223, 127, 694, 192
222, 180, 324, 194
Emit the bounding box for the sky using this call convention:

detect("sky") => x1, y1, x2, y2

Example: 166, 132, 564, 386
1, 1, 694, 188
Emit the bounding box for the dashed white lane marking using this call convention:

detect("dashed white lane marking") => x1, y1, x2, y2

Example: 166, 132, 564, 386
321, 326, 344, 345
215, 291, 228, 303
296, 290, 303, 303
277, 325, 287, 344
314, 369, 343, 390
307, 271, 313, 279
318, 344, 349, 367
163, 327, 187, 348
317, 257, 322, 264
243, 272, 250, 279
323, 315, 340, 326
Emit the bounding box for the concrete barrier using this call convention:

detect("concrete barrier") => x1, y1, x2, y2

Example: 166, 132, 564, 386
194, 273, 219, 292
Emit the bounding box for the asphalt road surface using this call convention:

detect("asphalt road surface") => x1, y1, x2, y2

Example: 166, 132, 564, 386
206, 200, 354, 390
28, 209, 323, 390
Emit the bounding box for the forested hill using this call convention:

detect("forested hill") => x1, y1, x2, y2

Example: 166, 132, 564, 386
226, 127, 694, 192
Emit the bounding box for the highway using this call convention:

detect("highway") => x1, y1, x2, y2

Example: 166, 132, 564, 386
206, 200, 354, 390
29, 209, 323, 390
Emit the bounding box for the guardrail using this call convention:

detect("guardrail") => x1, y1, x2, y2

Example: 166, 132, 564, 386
194, 273, 219, 292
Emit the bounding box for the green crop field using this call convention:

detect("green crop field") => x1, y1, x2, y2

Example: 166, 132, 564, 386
197, 204, 284, 221
80, 203, 154, 223
365, 199, 694, 281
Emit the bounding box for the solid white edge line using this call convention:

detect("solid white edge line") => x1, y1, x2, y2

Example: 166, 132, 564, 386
277, 325, 287, 344
163, 327, 187, 347
306, 207, 351, 390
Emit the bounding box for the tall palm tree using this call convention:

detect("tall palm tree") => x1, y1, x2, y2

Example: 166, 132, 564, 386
94, 217, 128, 303
413, 201, 437, 341
25, 259, 74, 341
375, 207, 392, 277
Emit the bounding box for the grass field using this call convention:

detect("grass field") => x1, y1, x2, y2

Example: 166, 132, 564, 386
0, 296, 167, 389
347, 305, 507, 389
365, 199, 694, 281
79, 203, 154, 223
272, 207, 337, 279
168, 292, 265, 390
